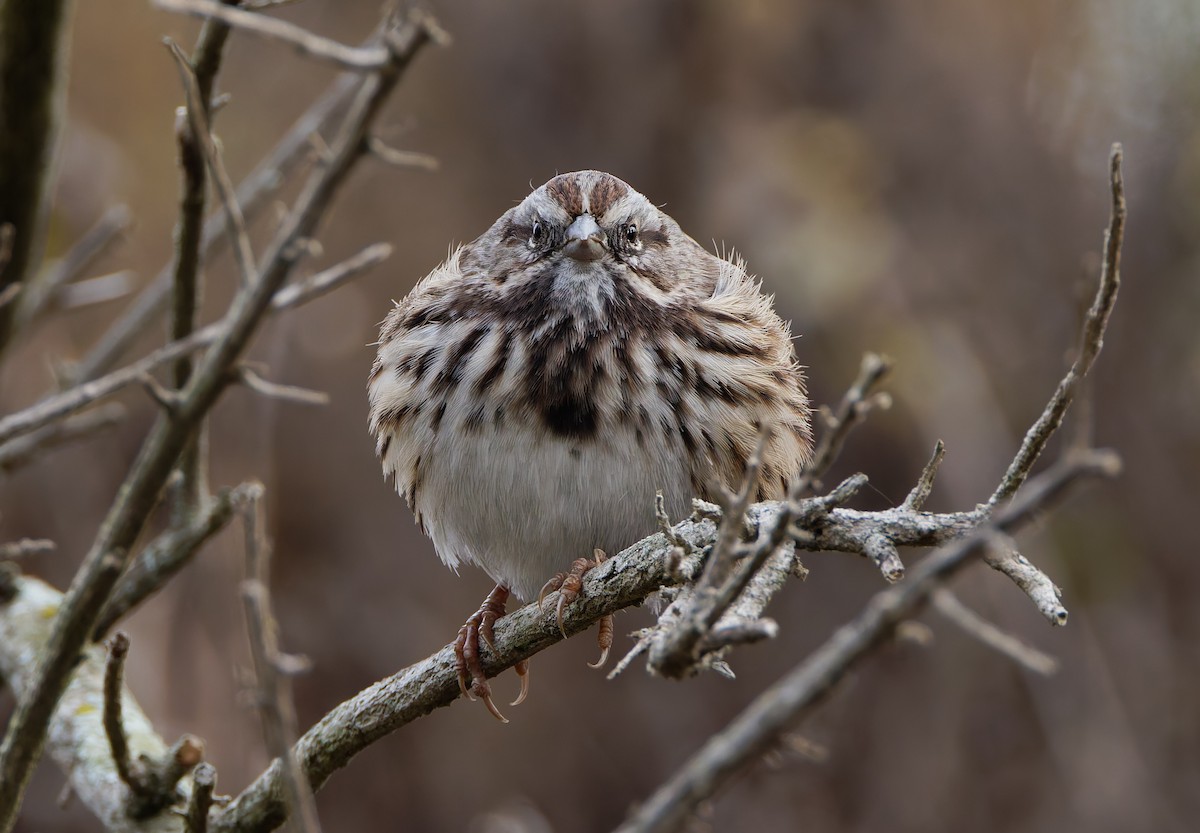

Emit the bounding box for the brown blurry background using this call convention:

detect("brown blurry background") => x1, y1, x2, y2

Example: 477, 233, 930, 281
3, 0, 1198, 831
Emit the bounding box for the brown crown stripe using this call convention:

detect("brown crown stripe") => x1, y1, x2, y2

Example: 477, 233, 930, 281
546, 175, 584, 217
588, 174, 624, 217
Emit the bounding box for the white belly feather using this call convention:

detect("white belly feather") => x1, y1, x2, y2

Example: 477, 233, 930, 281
407, 415, 689, 601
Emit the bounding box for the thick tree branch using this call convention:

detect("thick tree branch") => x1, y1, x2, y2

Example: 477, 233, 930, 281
0, 0, 72, 357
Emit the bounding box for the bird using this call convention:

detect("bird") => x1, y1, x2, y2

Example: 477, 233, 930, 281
368, 170, 812, 720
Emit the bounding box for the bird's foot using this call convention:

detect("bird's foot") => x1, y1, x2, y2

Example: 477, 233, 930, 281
538, 549, 615, 668
453, 584, 529, 722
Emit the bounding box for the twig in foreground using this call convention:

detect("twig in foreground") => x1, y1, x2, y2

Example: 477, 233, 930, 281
613, 449, 1119, 833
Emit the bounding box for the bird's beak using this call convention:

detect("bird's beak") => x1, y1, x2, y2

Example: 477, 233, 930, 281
563, 214, 605, 262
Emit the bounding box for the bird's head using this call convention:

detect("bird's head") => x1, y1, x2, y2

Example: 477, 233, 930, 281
458, 171, 710, 306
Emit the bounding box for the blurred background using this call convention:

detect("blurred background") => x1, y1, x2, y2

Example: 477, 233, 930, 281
2, 0, 1198, 830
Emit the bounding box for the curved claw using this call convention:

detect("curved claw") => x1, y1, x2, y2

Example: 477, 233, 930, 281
555, 593, 569, 638
588, 613, 615, 669
510, 659, 530, 706
538, 574, 563, 611
587, 645, 611, 669
478, 686, 509, 723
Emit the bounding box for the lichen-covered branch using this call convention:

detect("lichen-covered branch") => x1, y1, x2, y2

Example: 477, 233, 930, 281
0, 577, 185, 833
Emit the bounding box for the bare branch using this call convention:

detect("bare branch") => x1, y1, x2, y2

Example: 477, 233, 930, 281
102, 632, 141, 794
237, 366, 329, 406
93, 483, 253, 640
155, 0, 393, 71
365, 137, 439, 171
991, 144, 1125, 504
210, 450, 1120, 833
187, 763, 217, 833
70, 73, 361, 385
166, 40, 259, 289
613, 449, 1118, 833
0, 575, 185, 832
983, 539, 1069, 626
902, 440, 946, 511
166, 2, 241, 518
56, 270, 135, 310
801, 352, 893, 490
0, 0, 72, 357
0, 241, 392, 447
0, 11, 440, 825
239, 489, 322, 833
14, 205, 131, 330
0, 223, 14, 280
0, 538, 56, 560
931, 588, 1059, 675
0, 402, 126, 473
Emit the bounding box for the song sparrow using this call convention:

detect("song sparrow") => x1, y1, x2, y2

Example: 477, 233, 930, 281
368, 170, 811, 719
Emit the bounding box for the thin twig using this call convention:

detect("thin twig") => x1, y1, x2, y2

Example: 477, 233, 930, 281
365, 137, 439, 171
14, 204, 131, 330
70, 73, 361, 385
902, 440, 946, 511
102, 632, 143, 794
92, 483, 253, 640
166, 39, 259, 289
800, 352, 893, 491
0, 539, 56, 560
240, 489, 322, 833
0, 241, 392, 446
167, 3, 239, 519
155, 0, 392, 71
991, 144, 1124, 504
0, 402, 126, 472
0, 12, 438, 827
931, 588, 1059, 675
238, 367, 329, 406
55, 270, 135, 309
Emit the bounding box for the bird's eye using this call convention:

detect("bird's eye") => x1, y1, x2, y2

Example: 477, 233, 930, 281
529, 219, 544, 248
625, 223, 639, 245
